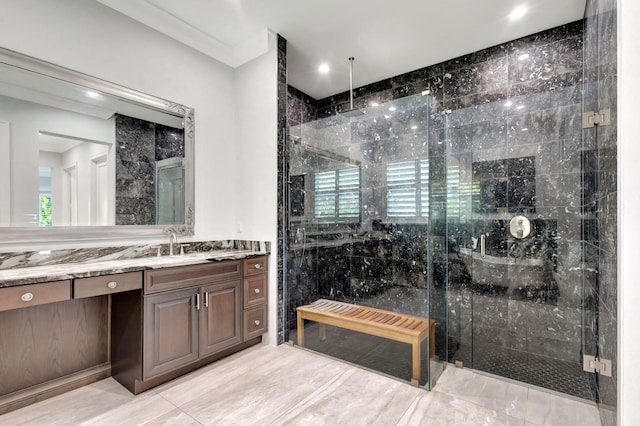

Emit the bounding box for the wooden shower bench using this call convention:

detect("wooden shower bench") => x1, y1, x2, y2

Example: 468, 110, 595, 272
296, 299, 435, 386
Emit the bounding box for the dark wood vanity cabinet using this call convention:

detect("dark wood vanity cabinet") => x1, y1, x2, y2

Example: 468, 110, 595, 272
113, 257, 267, 394
142, 279, 243, 380
0, 255, 268, 413
143, 287, 200, 379
243, 256, 268, 340
200, 279, 243, 356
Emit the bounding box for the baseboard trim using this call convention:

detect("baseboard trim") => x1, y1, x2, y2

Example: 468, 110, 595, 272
0, 363, 111, 415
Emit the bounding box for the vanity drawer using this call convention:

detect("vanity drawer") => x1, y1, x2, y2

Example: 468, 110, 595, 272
244, 275, 267, 308
244, 305, 267, 341
243, 256, 268, 276
145, 261, 241, 294
74, 272, 142, 298
0, 280, 71, 312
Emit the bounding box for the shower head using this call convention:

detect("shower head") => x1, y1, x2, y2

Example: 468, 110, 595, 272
338, 57, 365, 118
340, 108, 365, 118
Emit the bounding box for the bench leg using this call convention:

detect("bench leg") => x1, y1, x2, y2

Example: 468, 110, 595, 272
411, 340, 420, 387
319, 323, 326, 341
430, 323, 436, 359
297, 314, 305, 347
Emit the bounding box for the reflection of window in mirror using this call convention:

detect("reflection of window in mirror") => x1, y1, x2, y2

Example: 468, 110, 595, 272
38, 167, 52, 227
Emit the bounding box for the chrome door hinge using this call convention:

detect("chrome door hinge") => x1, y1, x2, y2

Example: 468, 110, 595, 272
583, 355, 612, 377
583, 109, 611, 128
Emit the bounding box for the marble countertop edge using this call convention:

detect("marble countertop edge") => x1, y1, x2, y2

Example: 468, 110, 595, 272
0, 249, 269, 288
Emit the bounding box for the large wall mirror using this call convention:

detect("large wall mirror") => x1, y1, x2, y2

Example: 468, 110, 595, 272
0, 47, 194, 245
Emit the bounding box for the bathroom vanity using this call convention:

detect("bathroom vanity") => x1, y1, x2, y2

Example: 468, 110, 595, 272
0, 246, 269, 414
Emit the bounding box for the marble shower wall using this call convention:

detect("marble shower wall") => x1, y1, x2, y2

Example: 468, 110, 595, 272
115, 114, 184, 225
276, 34, 288, 344
584, 0, 617, 423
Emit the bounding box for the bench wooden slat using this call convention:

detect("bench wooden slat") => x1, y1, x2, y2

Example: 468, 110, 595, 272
296, 299, 436, 386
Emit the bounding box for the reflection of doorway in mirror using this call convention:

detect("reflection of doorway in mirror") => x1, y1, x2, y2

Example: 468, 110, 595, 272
63, 163, 78, 226
156, 157, 185, 225
91, 153, 109, 225
38, 167, 52, 227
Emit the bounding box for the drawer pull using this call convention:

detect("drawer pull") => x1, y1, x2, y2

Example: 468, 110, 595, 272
254, 264, 262, 269
107, 281, 118, 289
21, 292, 34, 302
254, 320, 261, 326
254, 288, 261, 294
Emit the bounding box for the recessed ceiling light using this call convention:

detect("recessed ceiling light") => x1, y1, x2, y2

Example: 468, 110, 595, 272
318, 63, 330, 74
509, 5, 527, 20
86, 91, 100, 99
411, 125, 418, 130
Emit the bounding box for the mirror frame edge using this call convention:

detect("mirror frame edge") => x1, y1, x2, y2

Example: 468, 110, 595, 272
0, 47, 195, 246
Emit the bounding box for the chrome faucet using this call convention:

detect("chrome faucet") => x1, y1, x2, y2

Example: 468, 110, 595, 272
169, 232, 177, 256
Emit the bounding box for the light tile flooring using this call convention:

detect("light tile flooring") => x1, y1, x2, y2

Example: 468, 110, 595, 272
0, 344, 601, 426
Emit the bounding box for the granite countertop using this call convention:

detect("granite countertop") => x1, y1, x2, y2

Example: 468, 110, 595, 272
0, 247, 269, 288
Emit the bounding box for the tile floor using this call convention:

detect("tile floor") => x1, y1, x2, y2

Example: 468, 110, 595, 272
0, 344, 602, 425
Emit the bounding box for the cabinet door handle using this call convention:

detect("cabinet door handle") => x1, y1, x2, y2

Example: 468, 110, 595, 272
21, 292, 34, 302
480, 234, 486, 258
195, 293, 201, 310
254, 264, 262, 269
254, 320, 261, 326
204, 292, 209, 308
107, 281, 118, 289
254, 288, 261, 294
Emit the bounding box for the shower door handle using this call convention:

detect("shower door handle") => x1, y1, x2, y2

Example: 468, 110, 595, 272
480, 235, 486, 258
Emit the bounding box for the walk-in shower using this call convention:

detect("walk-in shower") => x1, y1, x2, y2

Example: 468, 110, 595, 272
279, 1, 616, 413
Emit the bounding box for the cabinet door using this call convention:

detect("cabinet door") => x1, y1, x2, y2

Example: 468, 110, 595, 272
143, 287, 199, 379
200, 280, 242, 357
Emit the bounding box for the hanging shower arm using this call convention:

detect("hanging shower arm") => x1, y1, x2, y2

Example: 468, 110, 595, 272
349, 56, 355, 110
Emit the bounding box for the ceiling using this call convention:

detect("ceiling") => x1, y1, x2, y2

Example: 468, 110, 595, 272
96, 0, 586, 100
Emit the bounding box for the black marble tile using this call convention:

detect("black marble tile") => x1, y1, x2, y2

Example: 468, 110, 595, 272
444, 57, 508, 101
507, 105, 582, 147
507, 176, 536, 213
155, 123, 184, 161
508, 20, 584, 53
509, 36, 583, 86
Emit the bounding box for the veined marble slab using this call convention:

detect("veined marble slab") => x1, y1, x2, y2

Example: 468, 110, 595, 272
0, 240, 269, 288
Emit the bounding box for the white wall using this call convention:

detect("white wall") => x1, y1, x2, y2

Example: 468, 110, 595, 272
0, 0, 239, 241
0, 120, 10, 226
0, 0, 279, 342
234, 42, 278, 345
618, 1, 640, 424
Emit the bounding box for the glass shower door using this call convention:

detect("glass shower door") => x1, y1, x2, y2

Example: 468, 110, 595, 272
285, 92, 447, 389
444, 89, 596, 400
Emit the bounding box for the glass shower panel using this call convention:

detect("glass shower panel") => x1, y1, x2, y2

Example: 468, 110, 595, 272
445, 87, 594, 400
285, 92, 447, 388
